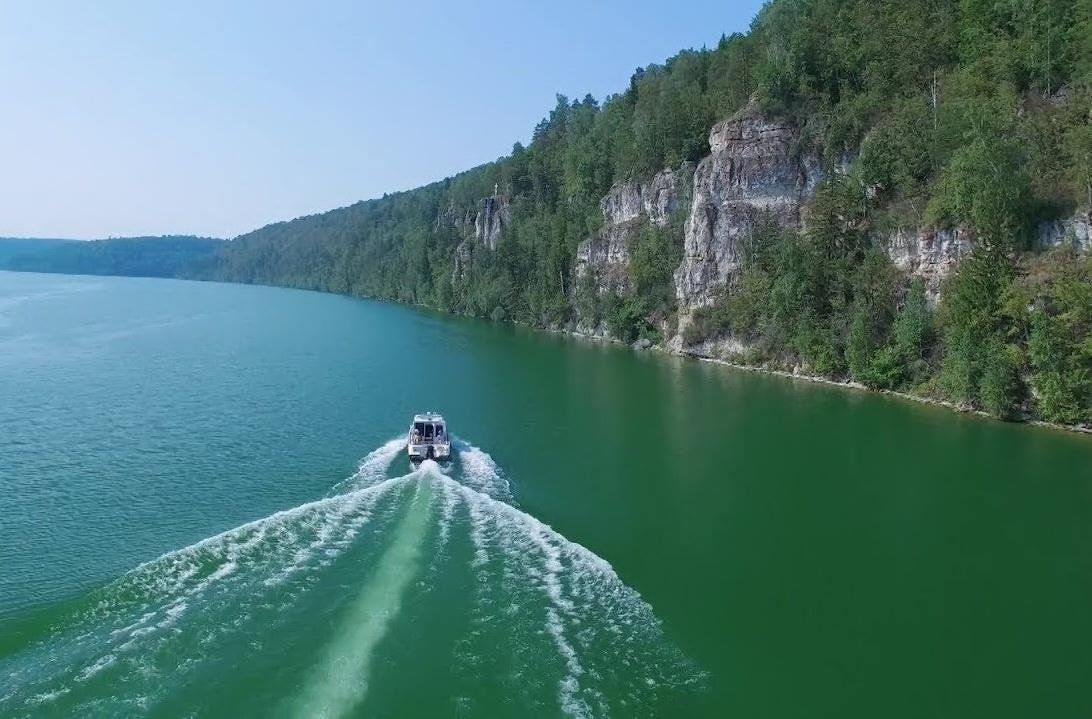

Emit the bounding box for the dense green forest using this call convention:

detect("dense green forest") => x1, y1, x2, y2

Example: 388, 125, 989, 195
5, 0, 1090, 426
0, 236, 223, 278
211, 0, 1091, 425
0, 238, 72, 266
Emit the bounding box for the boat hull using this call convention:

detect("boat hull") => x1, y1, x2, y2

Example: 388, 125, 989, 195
407, 442, 450, 462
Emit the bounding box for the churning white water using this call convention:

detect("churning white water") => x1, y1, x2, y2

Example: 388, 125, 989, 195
0, 437, 700, 718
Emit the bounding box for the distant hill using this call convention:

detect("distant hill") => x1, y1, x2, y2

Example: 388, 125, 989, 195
0, 238, 76, 265
0, 236, 224, 279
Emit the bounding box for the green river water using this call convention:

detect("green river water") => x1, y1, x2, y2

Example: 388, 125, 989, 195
1, 270, 1090, 717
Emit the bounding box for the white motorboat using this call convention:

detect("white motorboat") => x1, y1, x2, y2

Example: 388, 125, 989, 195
407, 412, 450, 461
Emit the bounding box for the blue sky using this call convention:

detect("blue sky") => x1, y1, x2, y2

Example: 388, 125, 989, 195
0, 1, 765, 239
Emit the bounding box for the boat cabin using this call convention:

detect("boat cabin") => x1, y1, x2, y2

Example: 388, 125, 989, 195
407, 412, 450, 461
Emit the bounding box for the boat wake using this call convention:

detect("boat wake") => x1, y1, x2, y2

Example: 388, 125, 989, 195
0, 437, 702, 717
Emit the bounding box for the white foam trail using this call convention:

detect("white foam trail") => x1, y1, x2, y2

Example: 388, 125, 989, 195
440, 473, 694, 716
136, 473, 407, 577
27, 687, 70, 705
3, 438, 699, 716
528, 523, 588, 717
294, 472, 435, 719
434, 473, 460, 551
54, 471, 418, 695
91, 480, 395, 629
448, 477, 589, 715
465, 490, 491, 569
267, 475, 404, 586
455, 440, 511, 500
3, 439, 426, 714
332, 437, 406, 494
75, 654, 116, 682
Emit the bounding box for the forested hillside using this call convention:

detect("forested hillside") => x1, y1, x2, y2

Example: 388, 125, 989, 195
0, 236, 223, 278
0, 238, 72, 265
6, 0, 1090, 426
208, 0, 1091, 426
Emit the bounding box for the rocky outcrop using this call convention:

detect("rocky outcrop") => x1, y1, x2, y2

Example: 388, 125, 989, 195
474, 196, 510, 251
448, 196, 511, 284
573, 166, 689, 300
597, 166, 686, 228
884, 226, 972, 305
1036, 211, 1091, 253
436, 203, 475, 233
878, 211, 1089, 306
448, 99, 1086, 358
679, 334, 752, 359
673, 109, 821, 327
573, 221, 632, 299
451, 238, 473, 285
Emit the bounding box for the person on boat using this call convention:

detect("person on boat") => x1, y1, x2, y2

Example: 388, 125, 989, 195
411, 428, 421, 444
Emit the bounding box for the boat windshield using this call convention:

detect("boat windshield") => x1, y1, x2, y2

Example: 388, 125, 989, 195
413, 422, 445, 442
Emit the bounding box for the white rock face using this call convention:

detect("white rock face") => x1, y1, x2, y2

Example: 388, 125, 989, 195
879, 211, 1090, 307
1036, 211, 1091, 253
573, 166, 688, 300
673, 111, 821, 327
474, 196, 510, 251
451, 238, 472, 286
437, 202, 475, 231
446, 103, 1088, 356
676, 334, 751, 358
447, 196, 510, 283
573, 222, 633, 297
884, 226, 972, 305
598, 167, 684, 228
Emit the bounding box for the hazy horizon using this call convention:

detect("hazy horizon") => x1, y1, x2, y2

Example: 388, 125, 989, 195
0, 0, 764, 241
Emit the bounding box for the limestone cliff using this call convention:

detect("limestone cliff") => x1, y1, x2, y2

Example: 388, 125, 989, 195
448, 105, 1087, 358
596, 166, 686, 228
1036, 211, 1091, 253
449, 195, 511, 284
673, 110, 822, 331
880, 210, 1090, 306
883, 227, 972, 305
475, 196, 510, 251
571, 166, 689, 332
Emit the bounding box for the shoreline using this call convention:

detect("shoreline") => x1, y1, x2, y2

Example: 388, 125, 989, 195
6, 268, 1089, 437
546, 324, 1092, 437
688, 353, 1092, 437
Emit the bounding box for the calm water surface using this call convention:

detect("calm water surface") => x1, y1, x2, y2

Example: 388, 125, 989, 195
1, 271, 1090, 717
